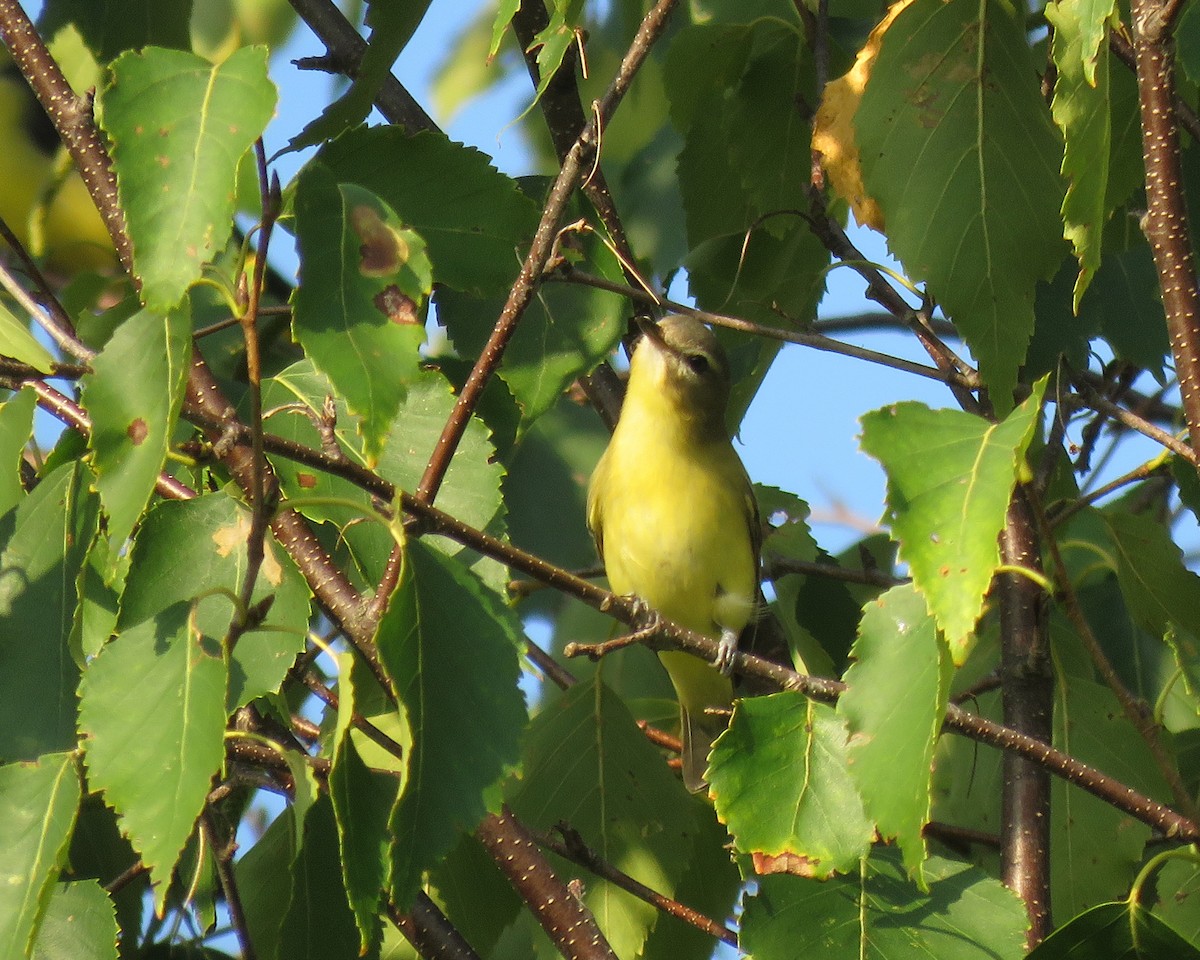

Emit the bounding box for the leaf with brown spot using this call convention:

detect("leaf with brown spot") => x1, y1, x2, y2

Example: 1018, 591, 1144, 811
292, 165, 432, 464
126, 418, 148, 445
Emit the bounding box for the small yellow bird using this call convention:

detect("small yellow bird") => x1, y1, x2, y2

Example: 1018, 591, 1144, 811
587, 314, 759, 791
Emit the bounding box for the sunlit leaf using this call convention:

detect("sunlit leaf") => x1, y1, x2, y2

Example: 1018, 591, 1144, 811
859, 380, 1046, 662
856, 0, 1066, 409
709, 692, 873, 878
379, 541, 526, 908
82, 305, 191, 564
101, 46, 276, 310
838, 584, 951, 885
0, 754, 81, 960
78, 605, 227, 913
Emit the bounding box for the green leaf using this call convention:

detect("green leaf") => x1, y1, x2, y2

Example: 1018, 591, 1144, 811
286, 0, 432, 150
40, 0, 192, 62
1179, 1, 1200, 87
1151, 858, 1200, 945
30, 881, 118, 960
1027, 900, 1200, 959
0, 387, 36, 516
0, 462, 98, 761
489, 0, 520, 58
100, 45, 276, 310
856, 0, 1066, 410
1051, 677, 1167, 918
81, 305, 191, 562
686, 227, 828, 425
329, 651, 402, 951
428, 833, 521, 957
0, 754, 81, 960
314, 127, 539, 297
640, 797, 742, 960
235, 808, 300, 960
278, 797, 367, 960
1099, 509, 1200, 642
378, 541, 527, 908
859, 379, 1046, 662
263, 361, 507, 591
291, 165, 429, 464
62, 797, 146, 956
77, 605, 227, 913
709, 693, 874, 877
1047, 0, 1113, 306
119, 491, 310, 710
838, 584, 951, 885
722, 20, 810, 239
741, 852, 1027, 959
0, 302, 55, 373
433, 204, 626, 431
524, 0, 584, 108
508, 676, 714, 960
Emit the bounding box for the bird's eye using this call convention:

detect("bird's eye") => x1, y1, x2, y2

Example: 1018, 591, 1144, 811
684, 352, 710, 375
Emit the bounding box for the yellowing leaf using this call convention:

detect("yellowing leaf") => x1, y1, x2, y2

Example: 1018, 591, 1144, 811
811, 0, 915, 232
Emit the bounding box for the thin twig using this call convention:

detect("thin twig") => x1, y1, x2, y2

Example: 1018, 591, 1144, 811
0, 215, 94, 360
537, 823, 738, 948
552, 267, 966, 386
201, 811, 257, 960
227, 142, 281, 654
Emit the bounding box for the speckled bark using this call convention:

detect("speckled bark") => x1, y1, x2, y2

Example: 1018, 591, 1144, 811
1132, 0, 1200, 462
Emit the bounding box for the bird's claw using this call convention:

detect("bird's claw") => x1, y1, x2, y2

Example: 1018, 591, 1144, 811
715, 627, 738, 676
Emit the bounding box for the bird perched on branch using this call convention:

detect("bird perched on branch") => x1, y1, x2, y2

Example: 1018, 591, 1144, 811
587, 314, 759, 792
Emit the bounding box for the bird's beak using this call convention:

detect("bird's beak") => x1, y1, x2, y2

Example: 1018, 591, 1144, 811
635, 316, 667, 349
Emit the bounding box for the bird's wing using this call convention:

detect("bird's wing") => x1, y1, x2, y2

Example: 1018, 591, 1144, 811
585, 448, 608, 561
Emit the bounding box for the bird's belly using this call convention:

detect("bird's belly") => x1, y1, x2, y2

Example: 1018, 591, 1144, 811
600, 476, 755, 637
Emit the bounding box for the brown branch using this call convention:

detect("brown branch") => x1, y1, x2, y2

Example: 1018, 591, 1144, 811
18, 360, 1200, 849
387, 895, 484, 960
996, 487, 1053, 946
1112, 27, 1200, 145
202, 810, 257, 960
286, 0, 436, 132
765, 556, 905, 589
476, 808, 619, 960
563, 619, 1200, 841
1065, 372, 1195, 464
1130, 0, 1200, 462
538, 823, 737, 948
0, 217, 94, 361
227, 142, 280, 654
508, 0, 633, 432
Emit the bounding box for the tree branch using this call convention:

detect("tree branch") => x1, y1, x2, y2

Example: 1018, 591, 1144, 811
286, 0, 436, 131
996, 487, 1053, 946
1130, 0, 1200, 461
476, 808, 619, 960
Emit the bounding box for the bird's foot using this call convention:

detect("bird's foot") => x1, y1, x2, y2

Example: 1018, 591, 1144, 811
715, 626, 738, 676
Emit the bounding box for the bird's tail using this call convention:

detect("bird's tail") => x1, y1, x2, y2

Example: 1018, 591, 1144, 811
678, 703, 729, 793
